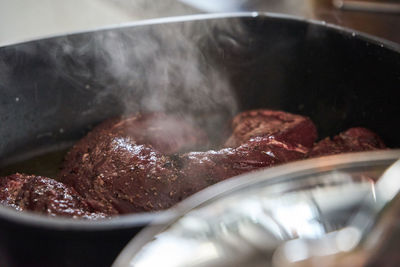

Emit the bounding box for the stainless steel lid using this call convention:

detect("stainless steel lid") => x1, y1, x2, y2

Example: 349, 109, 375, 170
113, 150, 400, 267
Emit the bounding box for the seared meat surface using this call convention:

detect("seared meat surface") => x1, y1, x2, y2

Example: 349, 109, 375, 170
59, 110, 317, 214
59, 113, 206, 214
64, 113, 208, 159
0, 173, 105, 219
178, 136, 309, 197
309, 127, 386, 157
0, 109, 388, 217
225, 109, 317, 148
60, 136, 181, 214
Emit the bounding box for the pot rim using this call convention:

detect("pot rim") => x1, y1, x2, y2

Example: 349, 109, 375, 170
0, 12, 399, 52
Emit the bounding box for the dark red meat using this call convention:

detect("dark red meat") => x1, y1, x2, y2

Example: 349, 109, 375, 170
225, 109, 318, 149
67, 113, 208, 158
0, 173, 105, 219
60, 135, 181, 214
60, 136, 308, 214
60, 110, 316, 214
59, 113, 208, 214
2, 110, 386, 218
309, 127, 386, 157
178, 136, 309, 197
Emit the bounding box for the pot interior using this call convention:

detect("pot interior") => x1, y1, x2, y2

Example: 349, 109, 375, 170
0, 13, 399, 197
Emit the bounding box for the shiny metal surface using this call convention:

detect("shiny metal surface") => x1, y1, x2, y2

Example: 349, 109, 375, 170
113, 150, 400, 267
274, 159, 400, 267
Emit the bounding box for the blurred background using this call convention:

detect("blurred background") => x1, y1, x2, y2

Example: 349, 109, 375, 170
0, 0, 399, 46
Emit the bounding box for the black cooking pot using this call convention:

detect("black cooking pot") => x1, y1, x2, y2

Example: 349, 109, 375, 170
0, 13, 399, 267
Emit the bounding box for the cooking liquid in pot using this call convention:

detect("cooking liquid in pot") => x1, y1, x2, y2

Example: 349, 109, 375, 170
0, 149, 68, 179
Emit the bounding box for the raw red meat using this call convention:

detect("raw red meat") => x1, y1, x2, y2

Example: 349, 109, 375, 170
0, 173, 105, 219
178, 136, 309, 198
60, 135, 181, 214
1, 110, 387, 217
225, 109, 317, 149
309, 127, 386, 157
59, 110, 317, 214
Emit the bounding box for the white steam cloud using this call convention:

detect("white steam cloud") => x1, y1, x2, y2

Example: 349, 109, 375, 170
51, 17, 250, 143
0, 16, 251, 150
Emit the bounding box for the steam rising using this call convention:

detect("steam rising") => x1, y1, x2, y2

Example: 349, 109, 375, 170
51, 17, 250, 143
0, 16, 252, 158
103, 23, 237, 115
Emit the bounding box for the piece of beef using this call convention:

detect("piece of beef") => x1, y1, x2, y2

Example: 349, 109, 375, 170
309, 127, 386, 157
178, 136, 309, 198
225, 109, 318, 149
60, 135, 182, 214
0, 173, 105, 219
59, 110, 388, 217
60, 113, 208, 214
59, 110, 317, 215
67, 113, 208, 159
61, 135, 309, 214
1, 110, 389, 218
